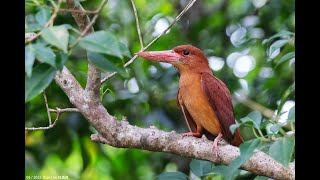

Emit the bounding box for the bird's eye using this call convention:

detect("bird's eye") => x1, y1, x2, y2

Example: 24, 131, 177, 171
182, 50, 190, 55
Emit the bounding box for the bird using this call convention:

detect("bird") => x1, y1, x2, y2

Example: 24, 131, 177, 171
137, 45, 243, 155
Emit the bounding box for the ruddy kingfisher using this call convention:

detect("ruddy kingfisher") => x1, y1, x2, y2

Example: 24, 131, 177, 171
137, 45, 243, 155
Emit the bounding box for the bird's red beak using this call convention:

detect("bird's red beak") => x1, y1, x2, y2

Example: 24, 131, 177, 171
137, 50, 180, 64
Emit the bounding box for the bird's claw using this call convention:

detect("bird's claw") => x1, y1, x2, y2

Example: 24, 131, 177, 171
213, 141, 220, 157
212, 133, 222, 157
181, 132, 202, 138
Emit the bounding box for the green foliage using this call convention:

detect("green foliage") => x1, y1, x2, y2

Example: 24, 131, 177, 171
25, 0, 295, 179
25, 44, 36, 77
211, 138, 262, 180
25, 64, 57, 102
190, 159, 213, 177
79, 31, 123, 58
35, 7, 51, 27
269, 136, 295, 167
87, 52, 122, 73
33, 43, 56, 67
241, 111, 262, 129
41, 25, 69, 53
288, 106, 295, 123
155, 172, 188, 180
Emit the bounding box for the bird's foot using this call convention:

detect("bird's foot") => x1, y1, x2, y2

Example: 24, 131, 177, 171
181, 132, 202, 138
213, 133, 223, 157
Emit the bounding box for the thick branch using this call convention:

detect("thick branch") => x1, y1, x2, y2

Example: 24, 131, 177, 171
54, 66, 294, 180
91, 125, 294, 180
66, 0, 102, 102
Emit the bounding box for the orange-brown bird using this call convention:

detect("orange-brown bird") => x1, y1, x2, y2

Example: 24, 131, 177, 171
137, 45, 243, 155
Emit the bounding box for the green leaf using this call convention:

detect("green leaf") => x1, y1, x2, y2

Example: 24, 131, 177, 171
276, 52, 295, 66
288, 106, 295, 122
239, 124, 256, 140
247, 111, 262, 128
41, 25, 69, 53
56, 51, 68, 70
267, 39, 289, 58
87, 52, 120, 72
33, 44, 56, 67
189, 159, 213, 177
240, 116, 259, 129
212, 139, 262, 180
203, 173, 224, 180
25, 44, 36, 77
25, 64, 57, 102
270, 124, 279, 134
230, 27, 248, 47
269, 136, 295, 167
254, 176, 269, 180
79, 31, 122, 58
25, 14, 43, 32
35, 7, 51, 26
119, 42, 132, 58
230, 138, 262, 169
230, 124, 240, 135
155, 172, 188, 180
263, 30, 294, 44
212, 165, 238, 180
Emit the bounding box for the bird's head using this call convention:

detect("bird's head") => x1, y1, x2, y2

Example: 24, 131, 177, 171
137, 45, 211, 73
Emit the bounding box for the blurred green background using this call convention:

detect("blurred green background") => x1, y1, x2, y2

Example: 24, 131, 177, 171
25, 0, 295, 179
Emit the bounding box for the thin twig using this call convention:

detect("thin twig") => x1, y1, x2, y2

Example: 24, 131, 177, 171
25, 121, 59, 131
25, 107, 79, 131
101, 72, 117, 82
125, 0, 196, 66
45, 0, 63, 27
69, 0, 109, 48
101, 0, 197, 84
49, 0, 57, 9
58, 8, 97, 14
25, 0, 63, 44
43, 92, 52, 125
130, 0, 144, 49
49, 108, 80, 113
25, 32, 37, 41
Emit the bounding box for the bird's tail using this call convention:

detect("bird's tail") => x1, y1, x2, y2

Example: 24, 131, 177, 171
231, 128, 243, 147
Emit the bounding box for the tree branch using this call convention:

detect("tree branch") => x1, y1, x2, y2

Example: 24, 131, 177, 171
25, 121, 59, 131
58, 8, 97, 14
91, 125, 295, 180
25, 103, 78, 131
66, 0, 107, 103
48, 108, 80, 113
43, 92, 52, 125
54, 65, 295, 180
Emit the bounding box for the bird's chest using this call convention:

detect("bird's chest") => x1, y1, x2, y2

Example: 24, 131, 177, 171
178, 75, 221, 135
179, 75, 204, 105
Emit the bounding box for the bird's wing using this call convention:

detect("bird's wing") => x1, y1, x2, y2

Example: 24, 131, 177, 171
200, 72, 235, 142
177, 88, 197, 133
